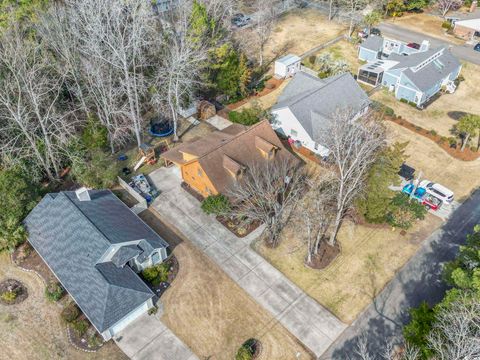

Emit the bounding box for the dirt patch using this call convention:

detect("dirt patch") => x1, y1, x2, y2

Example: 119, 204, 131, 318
306, 241, 340, 270
12, 243, 57, 284
386, 115, 480, 161
0, 279, 28, 305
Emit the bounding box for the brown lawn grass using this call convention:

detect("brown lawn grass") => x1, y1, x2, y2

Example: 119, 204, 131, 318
387, 13, 463, 45
0, 254, 126, 360
140, 210, 312, 360
385, 121, 480, 200
263, 9, 347, 60
372, 62, 480, 138
304, 39, 362, 75
255, 213, 443, 324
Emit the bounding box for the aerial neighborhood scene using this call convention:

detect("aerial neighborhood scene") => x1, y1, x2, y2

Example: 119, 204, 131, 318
2, 0, 480, 359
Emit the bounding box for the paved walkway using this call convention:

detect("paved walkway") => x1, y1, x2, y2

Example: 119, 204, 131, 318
148, 167, 347, 358
115, 313, 198, 360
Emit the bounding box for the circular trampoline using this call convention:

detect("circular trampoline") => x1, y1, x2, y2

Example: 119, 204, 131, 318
149, 117, 174, 137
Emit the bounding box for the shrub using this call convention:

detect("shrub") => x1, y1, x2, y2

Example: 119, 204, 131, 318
415, 126, 422, 132
87, 333, 102, 348
201, 194, 231, 215
148, 306, 158, 315
408, 101, 417, 108
45, 282, 64, 302
386, 193, 427, 230
400, 98, 408, 104
438, 136, 447, 144
1, 290, 17, 303
228, 105, 265, 126
448, 137, 457, 146
441, 21, 452, 30
308, 55, 316, 64
429, 129, 437, 136
142, 263, 170, 286
71, 319, 89, 336
235, 338, 257, 360
61, 303, 80, 323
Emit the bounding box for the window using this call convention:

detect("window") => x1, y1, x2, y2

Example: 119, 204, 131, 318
151, 252, 160, 265
197, 168, 203, 177
205, 187, 212, 195
290, 129, 298, 137
314, 143, 319, 150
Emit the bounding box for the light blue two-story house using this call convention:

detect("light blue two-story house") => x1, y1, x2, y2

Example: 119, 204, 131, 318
357, 36, 462, 108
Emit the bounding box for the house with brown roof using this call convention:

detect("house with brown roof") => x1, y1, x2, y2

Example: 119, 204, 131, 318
161, 120, 299, 198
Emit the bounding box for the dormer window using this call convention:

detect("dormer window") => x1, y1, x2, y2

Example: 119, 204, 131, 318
255, 136, 278, 160
223, 155, 245, 180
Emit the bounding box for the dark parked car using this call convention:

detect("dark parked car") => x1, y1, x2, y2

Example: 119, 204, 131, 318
370, 28, 381, 36
398, 163, 415, 181
407, 42, 421, 50
474, 43, 480, 52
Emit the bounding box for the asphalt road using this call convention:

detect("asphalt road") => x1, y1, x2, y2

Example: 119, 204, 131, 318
320, 189, 480, 359
378, 23, 480, 65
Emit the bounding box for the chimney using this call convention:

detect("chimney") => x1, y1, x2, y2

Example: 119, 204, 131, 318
75, 187, 91, 201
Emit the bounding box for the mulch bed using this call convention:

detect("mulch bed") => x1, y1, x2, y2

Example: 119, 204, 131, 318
386, 115, 480, 161
67, 314, 103, 352
12, 243, 57, 284
305, 241, 340, 270
148, 255, 179, 299
0, 279, 28, 305
216, 215, 261, 238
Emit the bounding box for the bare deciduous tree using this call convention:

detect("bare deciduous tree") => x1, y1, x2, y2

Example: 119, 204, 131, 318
152, 4, 208, 141
428, 296, 480, 359
341, 0, 367, 37
0, 28, 77, 180
355, 335, 420, 360
228, 158, 305, 247
436, 0, 463, 17
252, 0, 277, 67
66, 0, 158, 148
320, 109, 385, 247
299, 174, 337, 265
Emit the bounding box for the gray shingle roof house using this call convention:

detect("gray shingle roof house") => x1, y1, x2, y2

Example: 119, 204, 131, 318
357, 46, 461, 107
271, 71, 370, 157
24, 188, 169, 340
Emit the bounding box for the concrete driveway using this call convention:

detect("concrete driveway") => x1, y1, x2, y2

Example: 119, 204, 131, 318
148, 167, 347, 358
115, 313, 198, 360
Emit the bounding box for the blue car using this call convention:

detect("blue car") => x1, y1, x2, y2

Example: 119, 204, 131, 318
474, 43, 480, 52
402, 184, 426, 200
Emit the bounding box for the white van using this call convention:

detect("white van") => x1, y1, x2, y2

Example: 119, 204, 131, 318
419, 180, 454, 203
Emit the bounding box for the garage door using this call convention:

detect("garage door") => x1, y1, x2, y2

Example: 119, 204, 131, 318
109, 301, 149, 337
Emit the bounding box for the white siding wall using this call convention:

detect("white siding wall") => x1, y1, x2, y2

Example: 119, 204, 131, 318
271, 107, 329, 157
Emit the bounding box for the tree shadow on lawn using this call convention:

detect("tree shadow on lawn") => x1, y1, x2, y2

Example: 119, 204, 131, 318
325, 189, 480, 359
447, 111, 468, 121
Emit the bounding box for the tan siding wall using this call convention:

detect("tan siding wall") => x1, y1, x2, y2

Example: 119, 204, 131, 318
181, 162, 218, 198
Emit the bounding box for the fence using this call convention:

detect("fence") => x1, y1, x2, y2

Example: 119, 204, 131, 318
117, 176, 148, 214
300, 34, 346, 59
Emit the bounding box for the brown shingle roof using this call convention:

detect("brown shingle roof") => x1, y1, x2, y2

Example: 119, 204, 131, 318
161, 120, 300, 194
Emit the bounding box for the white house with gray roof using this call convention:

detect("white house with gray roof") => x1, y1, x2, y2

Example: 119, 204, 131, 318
24, 188, 169, 340
271, 71, 370, 157
358, 45, 461, 107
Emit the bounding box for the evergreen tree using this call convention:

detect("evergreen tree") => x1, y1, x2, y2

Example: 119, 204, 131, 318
357, 142, 408, 223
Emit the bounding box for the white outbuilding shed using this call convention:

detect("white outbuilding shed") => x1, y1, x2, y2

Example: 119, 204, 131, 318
274, 54, 301, 78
